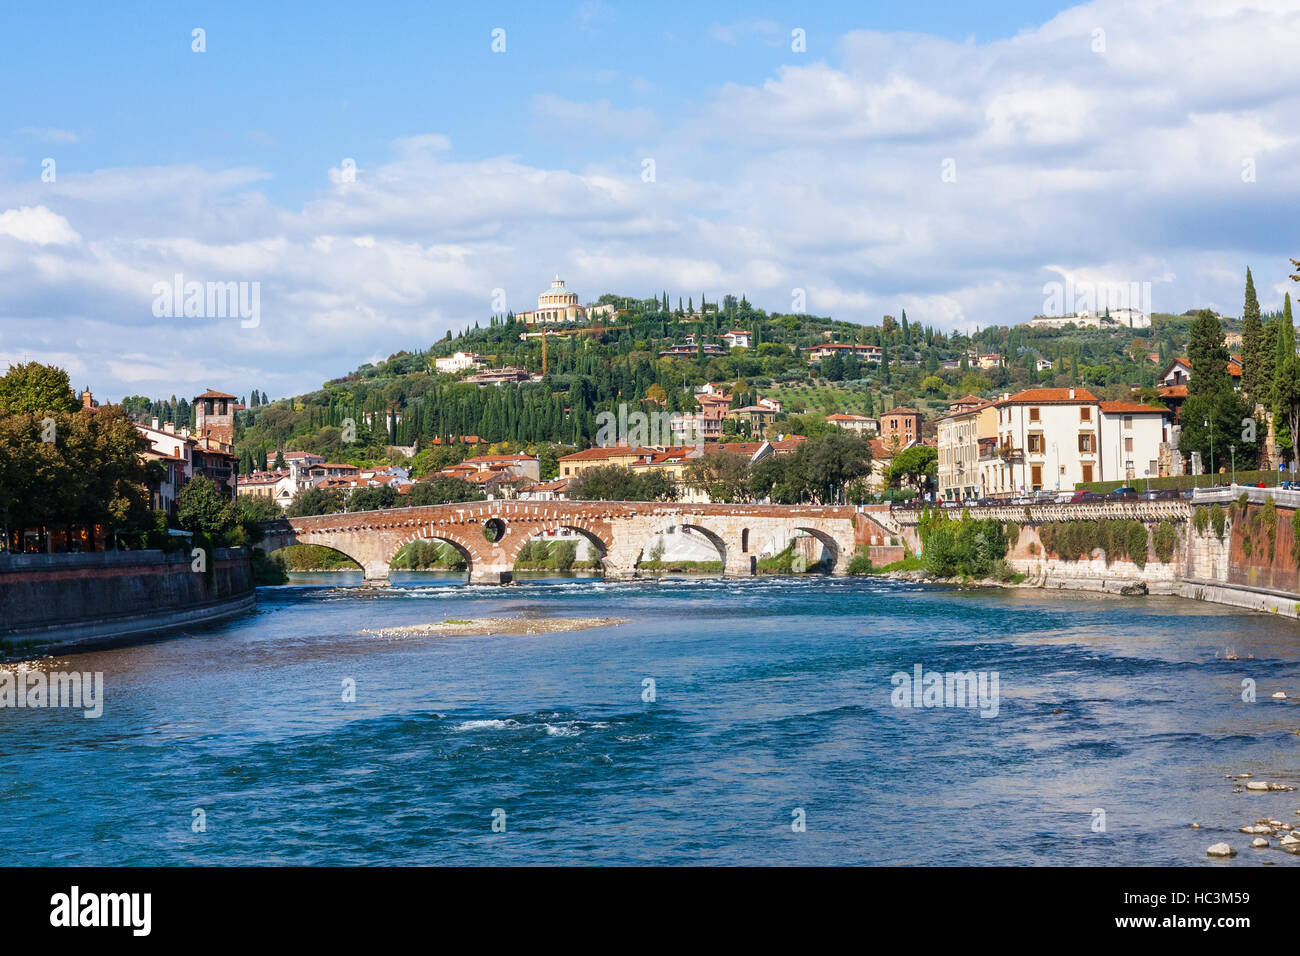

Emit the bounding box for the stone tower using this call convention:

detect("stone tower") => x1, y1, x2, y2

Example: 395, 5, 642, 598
194, 389, 236, 445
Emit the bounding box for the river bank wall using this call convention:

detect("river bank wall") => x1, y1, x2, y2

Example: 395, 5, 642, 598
891, 487, 1300, 619
0, 548, 256, 654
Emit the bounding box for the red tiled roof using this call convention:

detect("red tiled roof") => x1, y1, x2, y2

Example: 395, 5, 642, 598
558, 445, 658, 461
464, 453, 539, 464
1158, 384, 1189, 397
196, 389, 237, 399
1002, 388, 1099, 404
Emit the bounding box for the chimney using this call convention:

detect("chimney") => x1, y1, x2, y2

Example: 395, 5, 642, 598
81, 388, 93, 409
151, 417, 160, 430
1069, 388, 1075, 399
163, 421, 175, 434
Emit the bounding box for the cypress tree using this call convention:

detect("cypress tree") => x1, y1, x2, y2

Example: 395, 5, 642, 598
1241, 267, 1263, 403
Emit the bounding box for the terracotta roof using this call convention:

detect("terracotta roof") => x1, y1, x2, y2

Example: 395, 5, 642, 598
1002, 388, 1099, 404
882, 407, 921, 416
1158, 384, 1188, 398
706, 441, 765, 456
558, 445, 658, 461
464, 454, 539, 464
196, 389, 237, 399
531, 477, 572, 492
826, 413, 872, 422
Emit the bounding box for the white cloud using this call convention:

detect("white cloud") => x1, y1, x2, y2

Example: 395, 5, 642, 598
4, 0, 1300, 400
0, 206, 80, 245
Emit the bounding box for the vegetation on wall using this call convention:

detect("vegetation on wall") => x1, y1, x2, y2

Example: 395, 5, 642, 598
1037, 519, 1152, 569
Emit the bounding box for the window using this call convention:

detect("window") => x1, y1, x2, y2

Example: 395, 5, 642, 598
1078, 433, 1095, 453
1080, 406, 1092, 422
1124, 415, 1133, 429
1125, 437, 1134, 452
1029, 407, 1040, 422
1028, 434, 1044, 453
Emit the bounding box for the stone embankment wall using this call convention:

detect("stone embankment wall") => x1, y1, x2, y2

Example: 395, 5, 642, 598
0, 548, 255, 651
1004, 522, 1181, 594
894, 488, 1300, 618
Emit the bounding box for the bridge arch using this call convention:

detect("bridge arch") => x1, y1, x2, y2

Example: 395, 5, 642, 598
793, 526, 840, 573
388, 531, 476, 576
259, 540, 368, 574
636, 522, 728, 573
506, 521, 611, 573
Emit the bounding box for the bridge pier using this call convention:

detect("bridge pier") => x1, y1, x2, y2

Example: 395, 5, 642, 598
469, 566, 514, 586
362, 562, 390, 586
724, 552, 755, 576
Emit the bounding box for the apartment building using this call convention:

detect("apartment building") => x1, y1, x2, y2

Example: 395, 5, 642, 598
975, 388, 1167, 496
936, 400, 997, 500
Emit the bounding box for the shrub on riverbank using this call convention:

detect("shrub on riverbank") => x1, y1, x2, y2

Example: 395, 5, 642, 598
922, 516, 1009, 578
846, 547, 873, 575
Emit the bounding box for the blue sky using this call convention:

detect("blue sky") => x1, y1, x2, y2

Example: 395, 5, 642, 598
1, 0, 1298, 400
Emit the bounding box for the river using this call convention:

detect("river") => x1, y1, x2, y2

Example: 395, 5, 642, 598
2, 574, 1299, 865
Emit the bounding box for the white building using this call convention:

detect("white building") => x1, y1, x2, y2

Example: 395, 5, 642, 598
1030, 308, 1150, 330
516, 276, 587, 325
978, 388, 1167, 496
722, 330, 752, 349
434, 351, 484, 374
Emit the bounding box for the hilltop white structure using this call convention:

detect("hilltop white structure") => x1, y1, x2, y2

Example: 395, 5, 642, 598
517, 276, 587, 325
1030, 308, 1150, 330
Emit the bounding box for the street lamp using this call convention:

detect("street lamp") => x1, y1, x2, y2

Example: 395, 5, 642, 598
1230, 444, 1236, 486
1204, 417, 1214, 487
1144, 468, 1150, 493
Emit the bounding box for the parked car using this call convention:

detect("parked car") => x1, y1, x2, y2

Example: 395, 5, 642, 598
1068, 491, 1102, 503
1109, 487, 1139, 501
1140, 488, 1180, 501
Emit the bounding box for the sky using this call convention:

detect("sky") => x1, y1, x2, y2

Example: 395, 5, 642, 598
1, 0, 1298, 402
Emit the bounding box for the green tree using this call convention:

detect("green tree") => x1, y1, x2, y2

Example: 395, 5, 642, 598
1181, 310, 1256, 473
346, 485, 398, 511
176, 475, 229, 537
888, 445, 938, 492
286, 487, 344, 517
0, 362, 79, 416
1241, 267, 1263, 403
407, 476, 484, 505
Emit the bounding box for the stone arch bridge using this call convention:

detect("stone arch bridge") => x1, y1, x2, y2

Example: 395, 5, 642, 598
259, 501, 884, 585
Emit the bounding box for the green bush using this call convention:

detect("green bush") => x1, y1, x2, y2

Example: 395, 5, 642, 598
1037, 518, 1155, 567
1211, 504, 1226, 539
1193, 506, 1209, 535
1126, 522, 1150, 569
846, 548, 873, 575
922, 516, 1009, 578
1152, 520, 1178, 563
